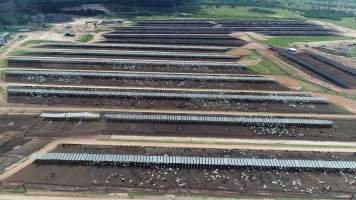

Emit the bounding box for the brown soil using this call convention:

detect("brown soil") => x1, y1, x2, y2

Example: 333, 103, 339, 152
225, 48, 251, 57
5, 145, 356, 198
7, 94, 349, 115
22, 116, 356, 142
266, 75, 302, 90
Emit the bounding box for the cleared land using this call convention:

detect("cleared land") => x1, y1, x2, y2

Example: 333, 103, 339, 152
1, 19, 356, 199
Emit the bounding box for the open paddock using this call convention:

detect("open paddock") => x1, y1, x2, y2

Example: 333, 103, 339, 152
5, 70, 288, 90
20, 49, 239, 62
22, 112, 356, 141
275, 49, 356, 89
6, 145, 356, 198
99, 38, 246, 47
7, 56, 248, 74
6, 86, 347, 114
111, 28, 335, 36
35, 43, 233, 53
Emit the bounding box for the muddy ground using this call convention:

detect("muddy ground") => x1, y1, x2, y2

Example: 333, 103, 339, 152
298, 53, 356, 88
5, 75, 288, 91
7, 95, 349, 114
6, 145, 356, 198
36, 44, 231, 53
21, 53, 239, 62
7, 61, 249, 74
280, 52, 356, 89
25, 117, 356, 141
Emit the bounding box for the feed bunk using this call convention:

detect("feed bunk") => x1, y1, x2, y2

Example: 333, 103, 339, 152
7, 86, 327, 103
305, 50, 356, 76
32, 152, 356, 171
37, 43, 232, 53
40, 112, 334, 127
275, 49, 351, 88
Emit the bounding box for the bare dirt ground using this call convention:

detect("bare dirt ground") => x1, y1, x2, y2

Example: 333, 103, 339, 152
266, 75, 302, 90
2, 136, 356, 183
0, 192, 276, 200
304, 46, 356, 69
225, 48, 251, 56
254, 44, 356, 94
0, 17, 103, 61
236, 58, 261, 66
1, 103, 356, 119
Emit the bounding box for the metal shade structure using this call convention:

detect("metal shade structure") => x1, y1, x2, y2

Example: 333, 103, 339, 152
32, 152, 356, 171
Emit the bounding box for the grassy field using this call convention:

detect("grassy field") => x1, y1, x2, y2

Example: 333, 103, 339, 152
260, 36, 354, 47
77, 34, 94, 43
322, 17, 356, 30
194, 6, 303, 20
20, 40, 67, 48
137, 5, 304, 20
243, 50, 286, 75
347, 47, 356, 57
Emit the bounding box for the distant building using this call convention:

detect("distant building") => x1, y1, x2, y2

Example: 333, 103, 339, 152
0, 32, 10, 46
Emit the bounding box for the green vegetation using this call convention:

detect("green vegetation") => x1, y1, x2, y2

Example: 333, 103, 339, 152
248, 8, 276, 15
77, 34, 94, 43
94, 28, 110, 33
260, 36, 354, 47
193, 6, 303, 20
20, 40, 66, 48
0, 59, 6, 68
302, 9, 353, 21
0, 187, 27, 194
9, 49, 28, 56
0, 47, 6, 54
243, 51, 286, 75
347, 47, 356, 57
323, 18, 356, 30
298, 79, 356, 101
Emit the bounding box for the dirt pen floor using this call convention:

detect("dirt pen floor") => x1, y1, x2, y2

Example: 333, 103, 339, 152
0, 115, 36, 134
5, 145, 356, 198
297, 53, 356, 88
36, 44, 231, 53
7, 95, 349, 114
21, 52, 239, 62
7, 60, 249, 74
5, 74, 289, 91
24, 117, 356, 141
0, 115, 50, 172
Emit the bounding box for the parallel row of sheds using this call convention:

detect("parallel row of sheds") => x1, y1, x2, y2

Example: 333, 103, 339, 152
32, 152, 356, 171
134, 20, 323, 27
111, 20, 336, 36
305, 50, 356, 77
275, 48, 355, 89
7, 86, 327, 103
39, 112, 334, 127
5, 69, 271, 82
